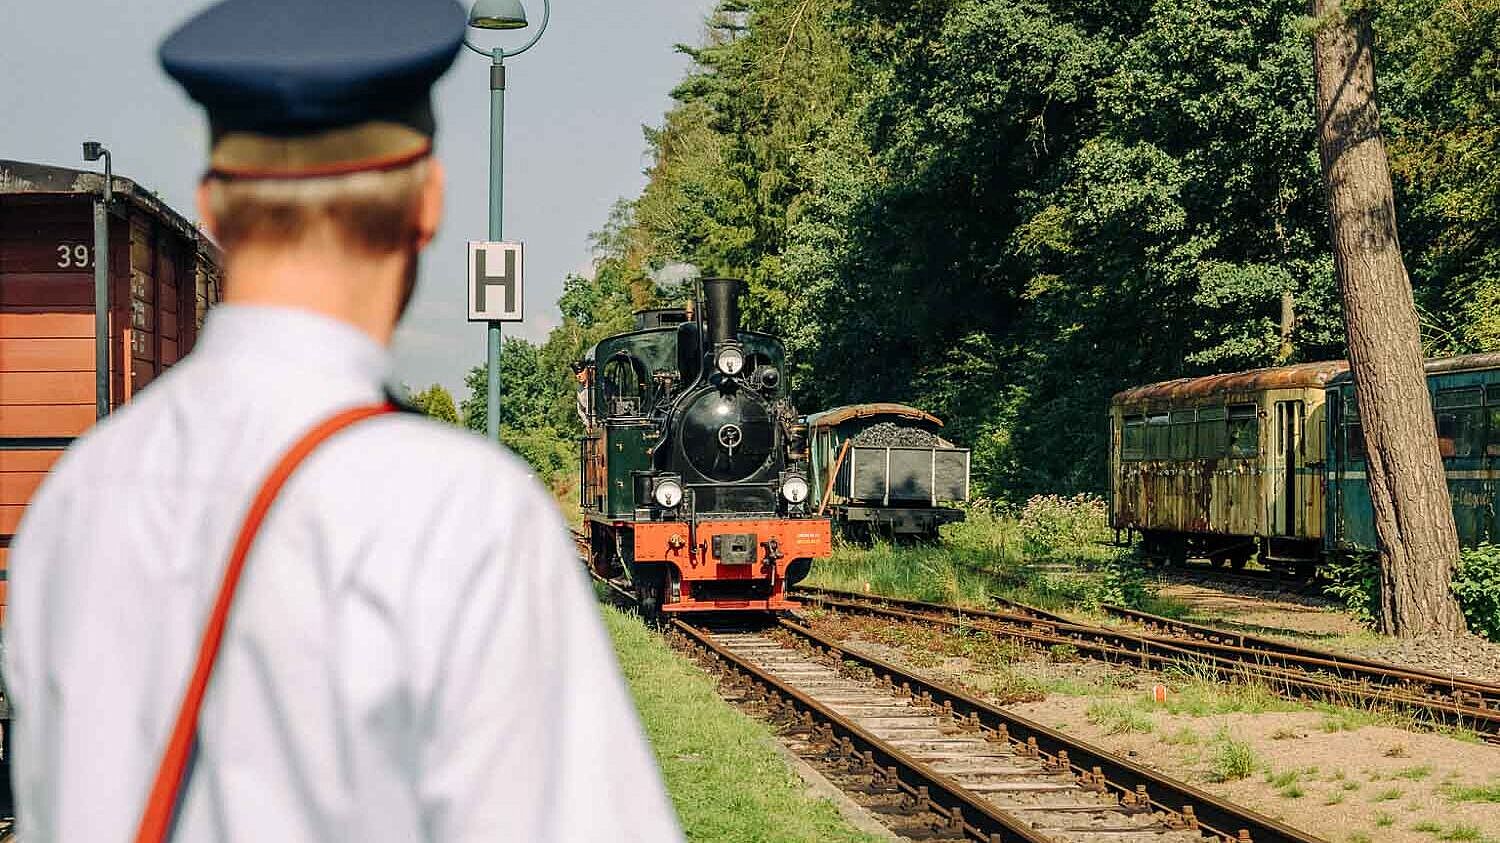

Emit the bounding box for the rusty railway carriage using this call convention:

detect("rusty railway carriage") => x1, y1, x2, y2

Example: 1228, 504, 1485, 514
804, 403, 970, 540
1327, 353, 1500, 553
1108, 362, 1348, 574
1, 160, 223, 620
1111, 354, 1500, 575
578, 278, 831, 614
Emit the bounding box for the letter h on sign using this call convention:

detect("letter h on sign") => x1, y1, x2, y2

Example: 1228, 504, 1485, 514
467, 241, 525, 322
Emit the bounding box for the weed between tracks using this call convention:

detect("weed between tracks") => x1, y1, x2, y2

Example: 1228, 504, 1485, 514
803, 503, 1179, 615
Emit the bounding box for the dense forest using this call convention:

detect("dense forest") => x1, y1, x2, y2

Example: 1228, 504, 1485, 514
466, 0, 1498, 501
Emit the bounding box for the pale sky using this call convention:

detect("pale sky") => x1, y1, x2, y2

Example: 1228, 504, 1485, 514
0, 0, 713, 398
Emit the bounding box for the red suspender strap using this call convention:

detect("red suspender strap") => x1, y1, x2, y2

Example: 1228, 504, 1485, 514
134, 402, 396, 843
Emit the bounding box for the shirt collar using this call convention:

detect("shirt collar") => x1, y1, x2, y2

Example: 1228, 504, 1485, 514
196, 304, 391, 388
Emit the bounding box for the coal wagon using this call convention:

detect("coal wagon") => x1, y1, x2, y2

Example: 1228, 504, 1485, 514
805, 403, 971, 540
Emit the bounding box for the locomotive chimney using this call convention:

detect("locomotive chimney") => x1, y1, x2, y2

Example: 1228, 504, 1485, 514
701, 277, 743, 347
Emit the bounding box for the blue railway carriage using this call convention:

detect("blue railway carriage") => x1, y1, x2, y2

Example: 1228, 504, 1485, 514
1109, 362, 1349, 574
1326, 353, 1500, 553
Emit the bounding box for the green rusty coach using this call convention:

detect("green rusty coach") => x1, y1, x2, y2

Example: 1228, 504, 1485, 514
1109, 354, 1500, 576
1109, 362, 1346, 575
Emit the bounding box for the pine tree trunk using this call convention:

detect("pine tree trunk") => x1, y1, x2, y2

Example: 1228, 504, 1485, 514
1310, 0, 1466, 637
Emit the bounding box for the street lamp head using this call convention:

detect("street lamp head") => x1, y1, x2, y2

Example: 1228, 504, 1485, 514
82, 141, 106, 161
468, 0, 528, 30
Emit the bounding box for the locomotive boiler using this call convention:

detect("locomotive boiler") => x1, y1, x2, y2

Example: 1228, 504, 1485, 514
577, 278, 831, 614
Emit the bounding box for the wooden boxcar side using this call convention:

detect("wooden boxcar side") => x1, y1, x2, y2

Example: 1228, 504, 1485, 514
1109, 361, 1346, 569
0, 160, 222, 621
1326, 353, 1500, 553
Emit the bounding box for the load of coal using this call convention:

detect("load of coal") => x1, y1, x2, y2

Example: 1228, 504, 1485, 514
852, 422, 955, 449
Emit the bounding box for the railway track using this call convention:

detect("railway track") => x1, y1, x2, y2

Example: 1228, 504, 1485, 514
674, 615, 1321, 843
1156, 563, 1320, 593
588, 559, 1321, 843
793, 586, 1500, 736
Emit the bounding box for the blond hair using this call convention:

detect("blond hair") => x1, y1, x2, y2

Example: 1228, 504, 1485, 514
204, 159, 429, 254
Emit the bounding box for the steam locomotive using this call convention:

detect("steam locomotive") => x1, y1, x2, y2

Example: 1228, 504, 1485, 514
577, 278, 832, 614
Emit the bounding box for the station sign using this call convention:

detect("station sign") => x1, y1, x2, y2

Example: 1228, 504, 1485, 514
467, 241, 524, 322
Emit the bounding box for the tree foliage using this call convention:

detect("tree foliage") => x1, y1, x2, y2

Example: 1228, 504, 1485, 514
408, 383, 460, 425
479, 0, 1499, 502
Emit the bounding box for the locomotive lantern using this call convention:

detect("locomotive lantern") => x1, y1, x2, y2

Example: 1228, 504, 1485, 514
578, 278, 831, 615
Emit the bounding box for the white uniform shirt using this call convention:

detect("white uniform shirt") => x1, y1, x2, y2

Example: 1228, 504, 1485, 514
4, 305, 682, 842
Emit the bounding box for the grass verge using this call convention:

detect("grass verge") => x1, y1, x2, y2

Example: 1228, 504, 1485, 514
602, 606, 884, 843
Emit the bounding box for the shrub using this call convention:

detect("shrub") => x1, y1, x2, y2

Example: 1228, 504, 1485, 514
1453, 543, 1500, 642
1018, 494, 1112, 560
1208, 728, 1258, 781
1322, 552, 1380, 626
1085, 700, 1153, 734
502, 425, 578, 489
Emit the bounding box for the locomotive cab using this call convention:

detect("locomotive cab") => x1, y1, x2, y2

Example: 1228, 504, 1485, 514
578, 278, 831, 614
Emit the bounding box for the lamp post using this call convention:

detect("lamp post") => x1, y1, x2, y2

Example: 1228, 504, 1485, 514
82, 141, 112, 420
464, 0, 550, 443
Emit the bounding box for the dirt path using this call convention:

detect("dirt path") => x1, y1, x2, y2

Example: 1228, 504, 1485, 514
1155, 581, 1370, 641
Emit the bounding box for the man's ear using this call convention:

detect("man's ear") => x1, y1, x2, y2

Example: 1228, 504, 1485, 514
415, 160, 444, 250
196, 180, 219, 239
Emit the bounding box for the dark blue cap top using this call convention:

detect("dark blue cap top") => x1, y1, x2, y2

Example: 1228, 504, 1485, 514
160, 0, 467, 135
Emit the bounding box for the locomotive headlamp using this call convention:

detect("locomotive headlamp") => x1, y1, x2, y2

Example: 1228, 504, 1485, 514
715, 345, 746, 376
654, 477, 684, 509
781, 474, 810, 504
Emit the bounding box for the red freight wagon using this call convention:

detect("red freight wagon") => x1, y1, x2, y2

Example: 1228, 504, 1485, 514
0, 160, 223, 621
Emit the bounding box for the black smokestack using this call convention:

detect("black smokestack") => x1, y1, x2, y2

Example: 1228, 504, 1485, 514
702, 277, 743, 346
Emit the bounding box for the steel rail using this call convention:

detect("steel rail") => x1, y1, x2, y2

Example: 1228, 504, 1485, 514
799, 585, 1500, 699
771, 618, 1323, 843
794, 587, 1500, 734
1086, 602, 1500, 698
979, 594, 1500, 703
675, 619, 1055, 843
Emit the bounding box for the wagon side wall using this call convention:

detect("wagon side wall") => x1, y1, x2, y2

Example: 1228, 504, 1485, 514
1, 192, 218, 621
1110, 385, 1328, 544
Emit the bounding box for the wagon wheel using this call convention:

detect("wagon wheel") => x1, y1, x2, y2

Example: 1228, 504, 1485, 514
1165, 538, 1189, 568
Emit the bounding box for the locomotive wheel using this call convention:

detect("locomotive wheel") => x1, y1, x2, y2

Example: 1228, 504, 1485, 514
635, 570, 667, 625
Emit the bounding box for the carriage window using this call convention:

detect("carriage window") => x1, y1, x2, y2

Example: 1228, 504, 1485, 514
1436, 387, 1484, 458
1169, 410, 1196, 459
1343, 391, 1364, 460
1122, 415, 1146, 460
601, 355, 646, 417
1342, 399, 1363, 460
1487, 387, 1500, 457
1195, 407, 1227, 458
1228, 404, 1259, 458
1145, 413, 1171, 459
